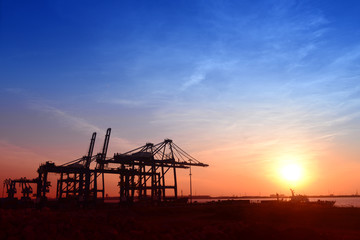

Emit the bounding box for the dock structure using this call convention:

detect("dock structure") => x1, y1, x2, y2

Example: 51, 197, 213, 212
3, 128, 208, 205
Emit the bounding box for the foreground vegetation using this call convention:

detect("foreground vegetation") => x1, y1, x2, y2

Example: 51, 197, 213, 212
1, 201, 360, 239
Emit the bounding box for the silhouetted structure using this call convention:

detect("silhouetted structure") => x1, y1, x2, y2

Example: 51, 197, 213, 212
108, 138, 208, 202
3, 128, 208, 205
3, 178, 41, 200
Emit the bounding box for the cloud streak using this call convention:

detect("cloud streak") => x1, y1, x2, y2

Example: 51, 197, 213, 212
27, 100, 137, 153
29, 103, 102, 134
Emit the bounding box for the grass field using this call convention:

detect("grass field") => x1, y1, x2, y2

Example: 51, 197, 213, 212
1, 201, 360, 240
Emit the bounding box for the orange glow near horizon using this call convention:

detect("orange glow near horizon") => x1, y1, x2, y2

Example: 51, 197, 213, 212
2, 137, 360, 198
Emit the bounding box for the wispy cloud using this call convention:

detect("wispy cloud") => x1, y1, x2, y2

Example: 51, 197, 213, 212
181, 60, 214, 90
328, 45, 360, 70
27, 101, 139, 154
4, 88, 27, 94
182, 71, 205, 90
150, 68, 360, 165
29, 103, 102, 134
98, 98, 146, 107
181, 59, 236, 90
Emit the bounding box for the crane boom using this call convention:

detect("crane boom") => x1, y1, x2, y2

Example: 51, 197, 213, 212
101, 128, 111, 161
85, 132, 96, 168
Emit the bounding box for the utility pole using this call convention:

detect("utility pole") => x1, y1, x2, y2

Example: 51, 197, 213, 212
189, 160, 192, 204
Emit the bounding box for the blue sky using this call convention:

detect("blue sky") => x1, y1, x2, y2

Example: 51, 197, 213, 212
1, 0, 360, 195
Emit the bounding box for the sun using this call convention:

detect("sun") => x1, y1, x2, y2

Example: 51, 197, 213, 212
280, 163, 302, 182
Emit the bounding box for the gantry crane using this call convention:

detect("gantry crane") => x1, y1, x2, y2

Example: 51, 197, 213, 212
102, 139, 208, 202
6, 128, 208, 205
3, 178, 40, 200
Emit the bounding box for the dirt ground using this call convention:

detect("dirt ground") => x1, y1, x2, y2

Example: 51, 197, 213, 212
1, 201, 360, 240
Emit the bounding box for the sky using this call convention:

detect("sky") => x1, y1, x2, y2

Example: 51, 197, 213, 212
1, 0, 360, 197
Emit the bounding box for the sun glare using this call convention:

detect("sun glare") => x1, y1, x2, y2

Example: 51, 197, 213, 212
280, 163, 302, 182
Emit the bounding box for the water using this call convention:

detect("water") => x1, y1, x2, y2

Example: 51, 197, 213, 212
104, 196, 360, 207
193, 197, 360, 207
310, 197, 360, 207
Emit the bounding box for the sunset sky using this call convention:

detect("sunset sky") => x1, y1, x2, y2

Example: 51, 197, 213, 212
1, 0, 360, 197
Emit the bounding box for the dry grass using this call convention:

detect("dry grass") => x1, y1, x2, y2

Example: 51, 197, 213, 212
1, 201, 360, 240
